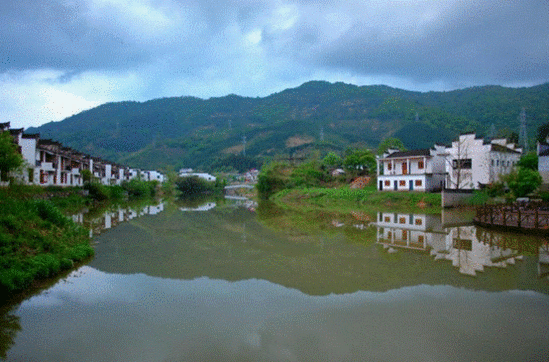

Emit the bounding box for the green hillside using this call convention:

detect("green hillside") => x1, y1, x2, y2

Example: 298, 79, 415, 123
27, 81, 549, 171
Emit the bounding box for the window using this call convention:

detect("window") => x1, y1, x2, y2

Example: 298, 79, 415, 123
418, 235, 424, 243
402, 230, 408, 239
399, 217, 406, 224
384, 216, 390, 222
452, 159, 472, 169
415, 218, 423, 226
418, 160, 424, 169
415, 180, 422, 186
399, 180, 406, 186
387, 162, 392, 170
385, 180, 390, 186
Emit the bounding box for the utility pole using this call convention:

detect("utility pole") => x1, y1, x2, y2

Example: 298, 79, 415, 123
519, 108, 528, 153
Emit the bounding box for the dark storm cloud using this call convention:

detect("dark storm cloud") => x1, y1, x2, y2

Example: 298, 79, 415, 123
0, 1, 151, 72
295, 1, 549, 86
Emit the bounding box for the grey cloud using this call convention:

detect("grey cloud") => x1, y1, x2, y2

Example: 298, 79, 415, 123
297, 1, 549, 86
0, 1, 152, 72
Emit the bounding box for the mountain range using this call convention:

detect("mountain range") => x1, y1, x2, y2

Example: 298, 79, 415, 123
27, 81, 549, 172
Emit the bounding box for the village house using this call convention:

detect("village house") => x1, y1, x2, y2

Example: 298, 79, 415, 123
1, 123, 164, 188
445, 133, 522, 190
178, 169, 216, 182
537, 138, 549, 187
376, 145, 447, 192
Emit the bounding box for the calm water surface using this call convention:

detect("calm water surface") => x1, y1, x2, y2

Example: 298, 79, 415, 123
2, 199, 549, 361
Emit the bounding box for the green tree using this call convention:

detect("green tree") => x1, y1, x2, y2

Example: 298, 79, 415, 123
343, 148, 376, 176
290, 161, 327, 187
505, 167, 542, 198
322, 152, 342, 169
377, 137, 406, 155
0, 132, 23, 182
517, 151, 538, 171
256, 161, 291, 199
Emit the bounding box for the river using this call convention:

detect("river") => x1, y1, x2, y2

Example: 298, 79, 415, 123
1, 198, 548, 361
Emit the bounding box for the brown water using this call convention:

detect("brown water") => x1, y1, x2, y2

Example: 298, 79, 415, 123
2, 199, 548, 361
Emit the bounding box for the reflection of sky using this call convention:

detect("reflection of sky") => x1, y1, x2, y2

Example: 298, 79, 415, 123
10, 266, 549, 362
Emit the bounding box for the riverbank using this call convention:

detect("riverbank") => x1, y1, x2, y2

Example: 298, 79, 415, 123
270, 185, 442, 214
0, 191, 94, 293
0, 180, 163, 294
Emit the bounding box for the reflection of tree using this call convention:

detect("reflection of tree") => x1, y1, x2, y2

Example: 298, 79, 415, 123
0, 306, 21, 359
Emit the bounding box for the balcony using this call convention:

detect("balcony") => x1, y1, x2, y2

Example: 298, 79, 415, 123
71, 168, 80, 175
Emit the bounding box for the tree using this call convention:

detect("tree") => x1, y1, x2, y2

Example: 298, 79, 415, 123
322, 152, 342, 169
504, 167, 542, 198
517, 151, 538, 171
0, 131, 23, 182
256, 161, 291, 199
343, 148, 376, 176
377, 137, 406, 155
445, 136, 472, 189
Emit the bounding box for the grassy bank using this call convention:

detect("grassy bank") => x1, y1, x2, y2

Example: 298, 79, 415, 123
0, 192, 94, 293
270, 185, 442, 214
0, 179, 161, 294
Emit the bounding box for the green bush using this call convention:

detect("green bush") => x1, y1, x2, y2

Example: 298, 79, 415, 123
84, 182, 110, 201
34, 200, 68, 227
122, 179, 156, 197
176, 176, 213, 196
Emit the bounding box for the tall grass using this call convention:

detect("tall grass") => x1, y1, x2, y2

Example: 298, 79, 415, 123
0, 195, 93, 293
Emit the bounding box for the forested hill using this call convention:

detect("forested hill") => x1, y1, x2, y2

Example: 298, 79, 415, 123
27, 81, 549, 172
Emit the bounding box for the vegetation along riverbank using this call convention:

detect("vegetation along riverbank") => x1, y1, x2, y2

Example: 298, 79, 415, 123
0, 179, 162, 294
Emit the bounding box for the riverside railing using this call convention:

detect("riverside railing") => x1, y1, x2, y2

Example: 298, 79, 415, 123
474, 203, 549, 231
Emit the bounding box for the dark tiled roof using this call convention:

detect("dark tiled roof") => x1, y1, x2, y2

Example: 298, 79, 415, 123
384, 149, 431, 159
490, 143, 521, 154
539, 142, 549, 157
22, 133, 40, 139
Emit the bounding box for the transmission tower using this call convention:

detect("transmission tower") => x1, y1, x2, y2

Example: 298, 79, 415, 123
242, 135, 246, 156
320, 126, 324, 142
518, 108, 528, 152
488, 123, 496, 140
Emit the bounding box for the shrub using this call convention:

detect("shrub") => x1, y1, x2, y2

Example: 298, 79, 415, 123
176, 176, 213, 196
122, 179, 156, 197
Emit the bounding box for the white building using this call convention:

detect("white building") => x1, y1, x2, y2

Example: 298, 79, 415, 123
445, 134, 521, 190
537, 139, 549, 186
376, 145, 446, 191
178, 171, 216, 182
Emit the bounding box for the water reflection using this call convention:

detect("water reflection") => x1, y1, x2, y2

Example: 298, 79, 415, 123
376, 212, 548, 278
70, 201, 165, 237
2, 202, 549, 360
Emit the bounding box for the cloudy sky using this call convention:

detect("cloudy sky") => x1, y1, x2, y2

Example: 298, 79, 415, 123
1, 0, 548, 129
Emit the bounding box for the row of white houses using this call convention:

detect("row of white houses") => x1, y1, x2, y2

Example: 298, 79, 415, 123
1, 122, 165, 187
376, 133, 523, 191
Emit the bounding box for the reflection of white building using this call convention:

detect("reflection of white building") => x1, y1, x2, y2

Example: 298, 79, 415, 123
376, 212, 446, 251
72, 202, 165, 237
539, 244, 549, 280
432, 226, 521, 276
180, 202, 217, 212
376, 213, 523, 276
